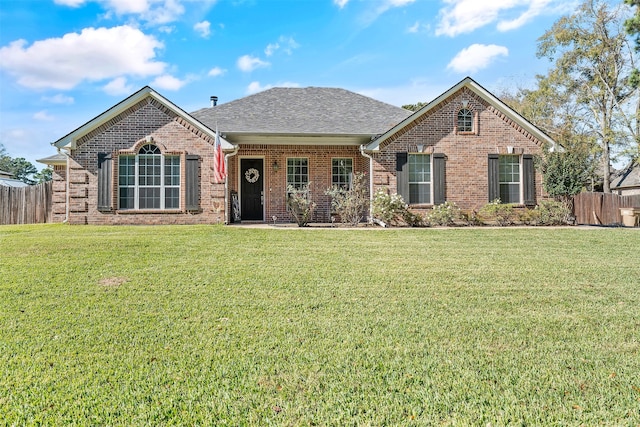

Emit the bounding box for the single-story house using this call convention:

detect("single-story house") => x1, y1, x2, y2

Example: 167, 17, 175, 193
611, 160, 640, 196
39, 77, 558, 225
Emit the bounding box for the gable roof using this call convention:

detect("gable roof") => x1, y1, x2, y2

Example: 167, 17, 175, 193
52, 86, 233, 150
37, 153, 67, 166
191, 87, 412, 136
365, 77, 560, 152
611, 160, 640, 190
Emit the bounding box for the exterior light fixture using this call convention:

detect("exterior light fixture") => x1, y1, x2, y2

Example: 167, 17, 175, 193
272, 160, 279, 172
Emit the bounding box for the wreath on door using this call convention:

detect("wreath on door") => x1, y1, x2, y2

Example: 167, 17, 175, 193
245, 168, 260, 183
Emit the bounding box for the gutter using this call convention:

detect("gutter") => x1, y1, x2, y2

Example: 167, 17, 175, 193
224, 145, 240, 224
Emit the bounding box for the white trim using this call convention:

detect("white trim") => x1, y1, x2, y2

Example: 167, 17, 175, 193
365, 77, 560, 152
52, 86, 234, 151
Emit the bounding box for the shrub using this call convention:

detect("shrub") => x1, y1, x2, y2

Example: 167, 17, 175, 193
518, 208, 541, 225
370, 190, 424, 227
325, 173, 369, 226
287, 184, 316, 227
371, 190, 408, 226
427, 201, 461, 226
536, 199, 571, 225
478, 199, 517, 226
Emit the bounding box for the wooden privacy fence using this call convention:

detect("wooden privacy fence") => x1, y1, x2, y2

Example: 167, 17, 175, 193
0, 182, 53, 225
573, 192, 640, 225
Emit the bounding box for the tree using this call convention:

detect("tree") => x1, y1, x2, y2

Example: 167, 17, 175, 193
537, 0, 639, 192
501, 76, 598, 191
401, 102, 427, 112
625, 0, 640, 87
33, 167, 53, 183
0, 143, 39, 184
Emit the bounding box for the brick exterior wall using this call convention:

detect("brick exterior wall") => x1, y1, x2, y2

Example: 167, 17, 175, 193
63, 97, 225, 225
372, 87, 546, 212
229, 144, 368, 223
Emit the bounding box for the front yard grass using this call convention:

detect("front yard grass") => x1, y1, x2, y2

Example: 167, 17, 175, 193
1, 225, 639, 425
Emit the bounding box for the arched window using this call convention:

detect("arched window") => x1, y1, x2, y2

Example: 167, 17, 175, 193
118, 144, 180, 210
457, 108, 473, 132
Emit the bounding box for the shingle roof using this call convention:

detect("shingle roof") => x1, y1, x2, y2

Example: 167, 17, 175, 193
611, 161, 640, 190
190, 87, 412, 135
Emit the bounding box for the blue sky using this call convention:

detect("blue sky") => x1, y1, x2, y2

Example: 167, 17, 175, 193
0, 0, 583, 170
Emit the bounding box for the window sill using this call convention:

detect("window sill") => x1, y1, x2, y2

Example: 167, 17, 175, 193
408, 203, 433, 209
456, 131, 477, 136
115, 209, 184, 214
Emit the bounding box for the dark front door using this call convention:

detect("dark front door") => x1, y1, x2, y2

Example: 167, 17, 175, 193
240, 158, 264, 221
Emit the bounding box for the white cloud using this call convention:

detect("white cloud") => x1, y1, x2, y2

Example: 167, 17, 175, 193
207, 66, 226, 77
54, 0, 86, 6
103, 76, 134, 95
0, 25, 166, 90
54, 0, 219, 25
360, 0, 416, 26
194, 20, 211, 38
497, 0, 551, 31
33, 111, 54, 121
407, 21, 420, 33
237, 55, 270, 72
436, 0, 559, 37
42, 94, 75, 105
447, 44, 509, 74
334, 0, 349, 8
264, 36, 299, 57
151, 74, 187, 90
265, 43, 279, 57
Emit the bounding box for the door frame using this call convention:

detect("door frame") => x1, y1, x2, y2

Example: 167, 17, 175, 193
238, 156, 265, 221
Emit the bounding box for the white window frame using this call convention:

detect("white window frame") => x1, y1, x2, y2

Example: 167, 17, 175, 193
498, 155, 521, 204
408, 153, 431, 204
286, 157, 309, 191
457, 108, 473, 133
118, 144, 181, 210
331, 158, 353, 189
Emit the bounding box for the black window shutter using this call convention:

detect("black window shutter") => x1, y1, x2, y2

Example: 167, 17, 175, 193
522, 154, 535, 206
433, 153, 446, 205
185, 155, 200, 211
97, 153, 112, 211
488, 154, 499, 202
396, 152, 409, 201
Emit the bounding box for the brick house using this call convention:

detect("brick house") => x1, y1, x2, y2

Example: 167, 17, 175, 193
40, 77, 558, 225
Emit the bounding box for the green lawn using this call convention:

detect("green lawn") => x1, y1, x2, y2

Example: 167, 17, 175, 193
1, 225, 639, 425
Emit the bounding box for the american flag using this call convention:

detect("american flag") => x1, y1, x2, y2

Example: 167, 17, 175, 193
214, 126, 226, 183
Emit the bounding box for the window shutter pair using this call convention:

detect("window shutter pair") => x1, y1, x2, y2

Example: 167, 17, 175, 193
396, 152, 446, 205
487, 154, 535, 205
96, 153, 201, 211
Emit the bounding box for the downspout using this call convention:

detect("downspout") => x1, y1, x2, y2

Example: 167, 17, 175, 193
359, 144, 374, 223
57, 146, 71, 223
224, 145, 239, 224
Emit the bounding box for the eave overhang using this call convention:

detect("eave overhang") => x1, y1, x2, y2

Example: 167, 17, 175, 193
364, 77, 562, 153
52, 86, 234, 151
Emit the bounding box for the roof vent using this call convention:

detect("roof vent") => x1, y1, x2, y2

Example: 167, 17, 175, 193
210, 96, 218, 107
